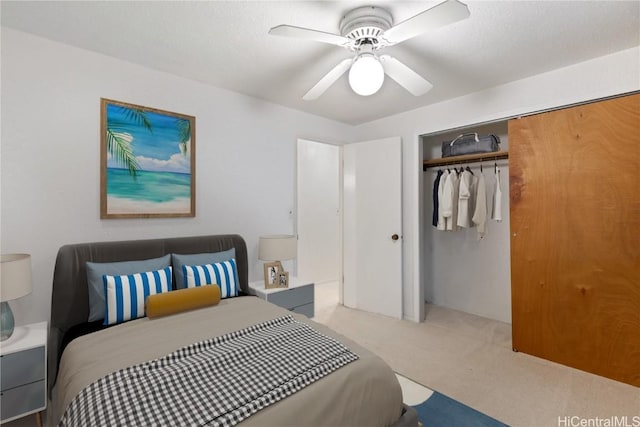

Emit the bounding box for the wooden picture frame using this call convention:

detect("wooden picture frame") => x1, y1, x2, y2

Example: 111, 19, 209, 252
100, 98, 196, 219
263, 261, 283, 289
278, 271, 289, 288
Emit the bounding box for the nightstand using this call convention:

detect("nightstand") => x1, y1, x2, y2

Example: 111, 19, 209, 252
248, 278, 315, 318
0, 321, 47, 426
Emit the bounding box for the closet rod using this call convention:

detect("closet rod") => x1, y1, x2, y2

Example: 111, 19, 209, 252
423, 150, 509, 171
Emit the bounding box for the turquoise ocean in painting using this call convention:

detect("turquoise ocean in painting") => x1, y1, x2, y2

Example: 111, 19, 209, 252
107, 168, 190, 203
105, 102, 192, 214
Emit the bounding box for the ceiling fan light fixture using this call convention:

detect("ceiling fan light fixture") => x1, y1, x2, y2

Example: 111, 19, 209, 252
348, 53, 384, 96
270, 0, 471, 100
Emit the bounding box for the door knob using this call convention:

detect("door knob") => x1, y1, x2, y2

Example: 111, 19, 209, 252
391, 234, 399, 241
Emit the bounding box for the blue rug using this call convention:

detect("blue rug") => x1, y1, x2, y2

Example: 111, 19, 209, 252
413, 391, 509, 427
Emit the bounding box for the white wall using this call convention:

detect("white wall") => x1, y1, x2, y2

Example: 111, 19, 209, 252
0, 28, 356, 326
354, 46, 640, 323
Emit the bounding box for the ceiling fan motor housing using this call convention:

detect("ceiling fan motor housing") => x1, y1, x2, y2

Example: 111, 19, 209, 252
339, 6, 393, 47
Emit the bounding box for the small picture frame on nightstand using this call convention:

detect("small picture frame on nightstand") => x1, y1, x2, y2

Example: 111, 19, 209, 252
277, 271, 289, 288
264, 261, 283, 289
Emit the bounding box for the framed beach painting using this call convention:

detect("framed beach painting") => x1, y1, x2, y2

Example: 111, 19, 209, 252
100, 98, 195, 218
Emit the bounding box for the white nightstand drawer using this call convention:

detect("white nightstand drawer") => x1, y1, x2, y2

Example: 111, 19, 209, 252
268, 285, 313, 310
0, 346, 45, 391
1, 380, 46, 420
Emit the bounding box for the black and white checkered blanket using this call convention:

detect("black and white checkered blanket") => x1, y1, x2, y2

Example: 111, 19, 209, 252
59, 315, 359, 427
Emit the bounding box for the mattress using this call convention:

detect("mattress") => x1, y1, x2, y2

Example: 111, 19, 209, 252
52, 296, 403, 426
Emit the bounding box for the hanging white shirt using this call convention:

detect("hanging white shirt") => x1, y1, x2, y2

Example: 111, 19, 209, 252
472, 173, 488, 239
449, 171, 460, 231
457, 170, 473, 228
469, 174, 479, 227
492, 167, 503, 222
442, 171, 460, 231
440, 171, 454, 228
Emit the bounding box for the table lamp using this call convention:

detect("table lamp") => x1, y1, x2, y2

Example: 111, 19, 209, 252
1, 253, 32, 341
258, 235, 296, 288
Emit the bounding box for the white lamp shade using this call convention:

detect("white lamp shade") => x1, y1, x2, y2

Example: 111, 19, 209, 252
348, 54, 384, 96
0, 254, 32, 302
258, 235, 297, 261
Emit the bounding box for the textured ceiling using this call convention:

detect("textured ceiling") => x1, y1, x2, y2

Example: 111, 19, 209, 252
2, 1, 639, 125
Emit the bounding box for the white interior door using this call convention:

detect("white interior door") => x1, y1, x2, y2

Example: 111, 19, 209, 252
296, 139, 341, 284
343, 137, 402, 319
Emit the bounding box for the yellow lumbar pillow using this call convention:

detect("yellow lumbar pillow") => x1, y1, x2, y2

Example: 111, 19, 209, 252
146, 284, 221, 319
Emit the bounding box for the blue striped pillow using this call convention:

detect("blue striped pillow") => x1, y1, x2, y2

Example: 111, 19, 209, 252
103, 266, 172, 325
183, 259, 239, 299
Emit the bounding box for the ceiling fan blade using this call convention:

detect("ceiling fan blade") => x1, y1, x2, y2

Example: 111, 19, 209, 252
269, 25, 354, 48
379, 55, 433, 96
303, 58, 353, 101
381, 0, 470, 46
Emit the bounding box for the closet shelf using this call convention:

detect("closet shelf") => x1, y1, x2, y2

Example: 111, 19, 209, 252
423, 150, 509, 171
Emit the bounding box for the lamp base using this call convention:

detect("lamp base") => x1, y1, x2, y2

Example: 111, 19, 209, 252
0, 301, 15, 341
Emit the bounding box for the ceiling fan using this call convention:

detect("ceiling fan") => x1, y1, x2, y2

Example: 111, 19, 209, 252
269, 0, 470, 100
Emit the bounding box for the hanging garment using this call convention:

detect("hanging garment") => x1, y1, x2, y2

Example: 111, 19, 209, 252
456, 170, 473, 228
437, 170, 449, 230
472, 173, 488, 239
432, 169, 444, 227
492, 167, 503, 222
440, 170, 455, 230
445, 170, 460, 231
469, 174, 479, 226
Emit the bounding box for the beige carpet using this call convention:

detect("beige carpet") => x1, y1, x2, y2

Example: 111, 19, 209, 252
313, 281, 640, 427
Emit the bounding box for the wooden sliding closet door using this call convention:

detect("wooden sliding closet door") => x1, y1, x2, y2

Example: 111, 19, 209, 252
509, 93, 640, 386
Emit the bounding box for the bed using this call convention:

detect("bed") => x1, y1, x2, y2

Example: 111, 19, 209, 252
48, 234, 418, 426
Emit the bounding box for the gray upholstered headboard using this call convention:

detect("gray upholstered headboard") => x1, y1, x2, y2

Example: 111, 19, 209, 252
48, 234, 249, 395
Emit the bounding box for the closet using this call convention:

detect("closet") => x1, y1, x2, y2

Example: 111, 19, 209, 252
421, 121, 512, 324
421, 93, 639, 387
